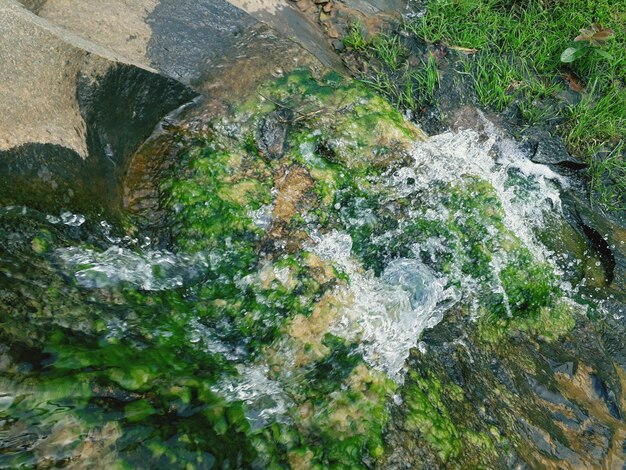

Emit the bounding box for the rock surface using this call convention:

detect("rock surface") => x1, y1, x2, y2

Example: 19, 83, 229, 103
2, 0, 414, 215
0, 0, 195, 215
381, 306, 626, 469
30, 0, 258, 85
3, 0, 350, 216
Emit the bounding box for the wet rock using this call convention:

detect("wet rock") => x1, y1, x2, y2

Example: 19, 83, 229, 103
258, 108, 293, 159
226, 0, 345, 71
339, 0, 407, 14
384, 306, 626, 469
549, 360, 575, 378
522, 127, 586, 168
28, 0, 256, 86
270, 165, 316, 244
331, 38, 345, 51
591, 374, 622, 420
562, 192, 626, 295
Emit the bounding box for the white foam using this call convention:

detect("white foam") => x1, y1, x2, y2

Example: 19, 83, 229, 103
56, 246, 207, 290
384, 127, 565, 263
212, 364, 293, 429
310, 231, 454, 381
304, 124, 569, 380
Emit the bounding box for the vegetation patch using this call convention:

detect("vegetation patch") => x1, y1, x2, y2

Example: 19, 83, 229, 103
342, 0, 625, 212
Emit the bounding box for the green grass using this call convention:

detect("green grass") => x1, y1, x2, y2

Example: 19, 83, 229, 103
343, 22, 370, 51
461, 53, 522, 111
565, 79, 626, 157
588, 141, 626, 211
345, 29, 440, 110
405, 0, 625, 211
370, 34, 408, 71
360, 58, 439, 110
342, 1, 625, 211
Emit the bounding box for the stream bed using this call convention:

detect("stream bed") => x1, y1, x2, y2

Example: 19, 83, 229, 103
1, 71, 624, 468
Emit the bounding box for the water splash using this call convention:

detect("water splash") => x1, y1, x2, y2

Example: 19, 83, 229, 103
212, 364, 293, 429
397, 127, 565, 258
56, 246, 207, 290
45, 211, 86, 227
309, 231, 454, 380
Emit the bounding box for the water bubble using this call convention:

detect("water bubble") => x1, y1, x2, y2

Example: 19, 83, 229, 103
60, 211, 85, 227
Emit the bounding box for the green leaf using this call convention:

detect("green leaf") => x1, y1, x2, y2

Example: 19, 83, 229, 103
594, 48, 614, 61
560, 46, 586, 63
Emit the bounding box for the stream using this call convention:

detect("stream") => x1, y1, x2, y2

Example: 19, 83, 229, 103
0, 71, 622, 468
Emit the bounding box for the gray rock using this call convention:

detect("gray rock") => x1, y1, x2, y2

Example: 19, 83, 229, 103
258, 109, 293, 160
226, 0, 345, 70
523, 127, 585, 168
562, 191, 626, 296
28, 0, 343, 81
3, 0, 408, 216
338, 0, 407, 14
32, 0, 258, 86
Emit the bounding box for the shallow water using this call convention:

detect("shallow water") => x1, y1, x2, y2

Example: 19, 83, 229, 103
0, 73, 602, 468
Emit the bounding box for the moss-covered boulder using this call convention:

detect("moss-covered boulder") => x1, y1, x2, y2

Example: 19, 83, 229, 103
1, 69, 622, 469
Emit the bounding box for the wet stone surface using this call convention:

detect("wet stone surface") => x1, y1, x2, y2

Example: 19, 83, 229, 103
0, 70, 625, 468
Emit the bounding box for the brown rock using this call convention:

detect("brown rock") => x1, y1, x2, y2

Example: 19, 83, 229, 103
272, 166, 315, 223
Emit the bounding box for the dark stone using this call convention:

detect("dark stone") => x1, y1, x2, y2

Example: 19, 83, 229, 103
549, 360, 575, 378
146, 0, 255, 85
385, 305, 626, 468
257, 108, 293, 159
522, 127, 586, 168
591, 374, 622, 420
561, 192, 626, 295
332, 39, 345, 51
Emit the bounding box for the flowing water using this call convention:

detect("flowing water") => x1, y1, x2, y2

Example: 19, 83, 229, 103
0, 71, 605, 468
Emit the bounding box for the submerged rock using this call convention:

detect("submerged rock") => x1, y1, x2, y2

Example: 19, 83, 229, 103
381, 304, 626, 469
258, 108, 293, 159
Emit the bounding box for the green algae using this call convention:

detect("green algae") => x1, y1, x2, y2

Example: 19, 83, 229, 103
248, 69, 425, 171
478, 299, 577, 344
401, 368, 499, 466
403, 370, 464, 461
156, 69, 579, 466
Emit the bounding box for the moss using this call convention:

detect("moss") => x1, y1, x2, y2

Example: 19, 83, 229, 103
401, 369, 500, 466
303, 360, 396, 467
125, 399, 157, 423
479, 299, 577, 343
250, 70, 425, 174
499, 249, 562, 318
0, 68, 592, 468
403, 370, 464, 461
31, 231, 53, 254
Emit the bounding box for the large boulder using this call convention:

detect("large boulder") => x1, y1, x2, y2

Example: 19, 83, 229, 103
2, 0, 408, 216
2, 0, 341, 217
0, 0, 195, 216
